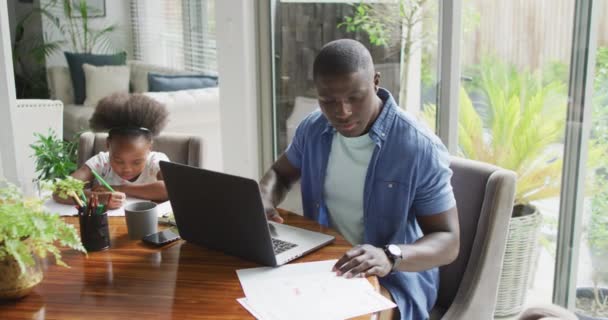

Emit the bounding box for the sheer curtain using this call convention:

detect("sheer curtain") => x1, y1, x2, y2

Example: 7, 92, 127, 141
130, 0, 217, 74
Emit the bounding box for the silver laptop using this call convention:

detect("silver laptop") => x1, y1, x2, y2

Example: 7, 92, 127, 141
160, 161, 335, 266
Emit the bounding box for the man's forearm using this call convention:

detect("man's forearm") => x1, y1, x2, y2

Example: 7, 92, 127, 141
259, 167, 292, 207
115, 182, 168, 202
394, 231, 459, 272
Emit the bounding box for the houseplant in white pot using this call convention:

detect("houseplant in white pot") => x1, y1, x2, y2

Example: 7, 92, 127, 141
0, 181, 85, 300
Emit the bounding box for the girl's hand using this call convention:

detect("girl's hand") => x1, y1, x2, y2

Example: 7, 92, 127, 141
94, 191, 126, 209
92, 185, 117, 192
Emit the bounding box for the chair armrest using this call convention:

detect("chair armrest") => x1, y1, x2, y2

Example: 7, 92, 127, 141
186, 135, 204, 168
77, 132, 96, 168
441, 169, 517, 320
47, 66, 74, 105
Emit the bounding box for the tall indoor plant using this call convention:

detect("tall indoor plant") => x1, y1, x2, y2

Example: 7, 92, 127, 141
12, 0, 118, 98
51, 0, 118, 54
0, 181, 85, 300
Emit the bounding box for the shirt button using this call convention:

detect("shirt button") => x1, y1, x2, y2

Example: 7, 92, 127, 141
388, 183, 393, 188
315, 203, 320, 208
381, 133, 385, 137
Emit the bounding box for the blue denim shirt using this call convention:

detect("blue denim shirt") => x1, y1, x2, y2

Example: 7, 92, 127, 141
285, 88, 456, 320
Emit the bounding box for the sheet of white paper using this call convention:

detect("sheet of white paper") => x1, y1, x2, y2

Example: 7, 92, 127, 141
43, 197, 172, 217
42, 198, 78, 216
237, 298, 269, 320
236, 260, 395, 320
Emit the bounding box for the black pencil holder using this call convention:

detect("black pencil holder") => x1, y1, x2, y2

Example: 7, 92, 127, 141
79, 213, 111, 252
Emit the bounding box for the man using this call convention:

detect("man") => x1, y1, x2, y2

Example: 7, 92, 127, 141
259, 39, 460, 320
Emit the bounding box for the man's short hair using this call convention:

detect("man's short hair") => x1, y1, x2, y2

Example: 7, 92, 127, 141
313, 39, 374, 80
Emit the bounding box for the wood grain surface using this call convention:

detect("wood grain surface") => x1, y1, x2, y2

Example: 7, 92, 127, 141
0, 209, 379, 320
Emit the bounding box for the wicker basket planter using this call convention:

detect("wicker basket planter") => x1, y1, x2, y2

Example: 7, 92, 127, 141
495, 205, 543, 317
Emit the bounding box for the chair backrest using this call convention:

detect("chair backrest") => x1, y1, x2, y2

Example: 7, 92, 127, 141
77, 132, 204, 168
434, 157, 516, 313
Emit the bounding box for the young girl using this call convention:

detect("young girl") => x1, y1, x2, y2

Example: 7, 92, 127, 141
54, 93, 170, 209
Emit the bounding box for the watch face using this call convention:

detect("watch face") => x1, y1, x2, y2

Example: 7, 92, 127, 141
388, 244, 401, 257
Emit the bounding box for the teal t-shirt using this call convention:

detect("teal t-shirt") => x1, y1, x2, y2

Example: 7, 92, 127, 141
324, 132, 375, 245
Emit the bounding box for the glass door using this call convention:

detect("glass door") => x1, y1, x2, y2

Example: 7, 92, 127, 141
573, 1, 608, 318
272, 0, 442, 213
454, 0, 575, 315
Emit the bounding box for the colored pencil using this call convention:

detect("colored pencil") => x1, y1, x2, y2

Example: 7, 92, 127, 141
90, 170, 115, 192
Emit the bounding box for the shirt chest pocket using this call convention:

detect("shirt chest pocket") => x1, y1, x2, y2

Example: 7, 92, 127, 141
369, 179, 410, 218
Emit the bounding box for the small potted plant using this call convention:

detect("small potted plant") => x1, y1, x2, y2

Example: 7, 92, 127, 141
52, 176, 86, 207
30, 129, 78, 183
0, 181, 85, 300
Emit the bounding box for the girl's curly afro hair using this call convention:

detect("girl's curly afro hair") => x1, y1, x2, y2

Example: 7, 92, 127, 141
89, 93, 169, 136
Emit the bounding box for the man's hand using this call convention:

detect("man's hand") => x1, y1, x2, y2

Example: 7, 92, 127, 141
332, 244, 393, 278
259, 154, 300, 224
261, 197, 284, 223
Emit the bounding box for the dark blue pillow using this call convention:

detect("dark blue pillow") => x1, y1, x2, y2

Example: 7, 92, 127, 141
64, 51, 127, 105
148, 73, 219, 92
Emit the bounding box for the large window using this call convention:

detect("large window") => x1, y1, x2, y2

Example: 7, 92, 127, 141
130, 0, 217, 74
453, 1, 574, 314
574, 2, 608, 318
267, 0, 607, 317
273, 0, 440, 154
272, 0, 440, 211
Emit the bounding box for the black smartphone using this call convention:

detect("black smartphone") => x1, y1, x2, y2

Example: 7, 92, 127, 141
142, 228, 181, 246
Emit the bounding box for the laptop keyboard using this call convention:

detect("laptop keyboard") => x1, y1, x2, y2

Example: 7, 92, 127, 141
271, 238, 298, 254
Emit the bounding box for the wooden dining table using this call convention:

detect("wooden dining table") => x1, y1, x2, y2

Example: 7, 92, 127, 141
0, 209, 379, 320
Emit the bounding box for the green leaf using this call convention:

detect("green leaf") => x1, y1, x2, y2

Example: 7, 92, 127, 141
457, 56, 572, 204
0, 181, 86, 275
30, 129, 78, 181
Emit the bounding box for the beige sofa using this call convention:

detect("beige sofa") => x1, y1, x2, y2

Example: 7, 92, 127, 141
46, 61, 222, 171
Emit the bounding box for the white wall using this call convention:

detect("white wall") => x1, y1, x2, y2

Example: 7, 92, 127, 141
0, 1, 19, 184
215, 0, 261, 179
41, 0, 133, 66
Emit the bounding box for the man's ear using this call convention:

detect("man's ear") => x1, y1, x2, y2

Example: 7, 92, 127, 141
374, 72, 381, 91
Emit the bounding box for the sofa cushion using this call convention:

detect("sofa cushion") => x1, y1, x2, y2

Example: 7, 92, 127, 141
129, 60, 199, 93
83, 64, 130, 106
148, 73, 218, 92
65, 51, 127, 104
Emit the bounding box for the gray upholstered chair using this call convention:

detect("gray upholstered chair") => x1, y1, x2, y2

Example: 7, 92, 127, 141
77, 132, 204, 168
430, 157, 517, 319
518, 304, 578, 320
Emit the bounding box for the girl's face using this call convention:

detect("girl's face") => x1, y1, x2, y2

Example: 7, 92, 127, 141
107, 136, 152, 182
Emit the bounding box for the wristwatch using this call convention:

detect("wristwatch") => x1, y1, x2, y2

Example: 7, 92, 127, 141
383, 244, 403, 271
